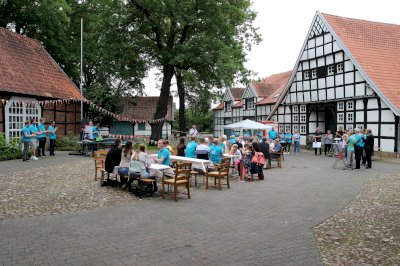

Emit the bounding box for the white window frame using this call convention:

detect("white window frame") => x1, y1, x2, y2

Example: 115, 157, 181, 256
279, 125, 284, 133
337, 63, 344, 73
346, 113, 353, 122
300, 114, 306, 123
300, 105, 306, 113
225, 101, 232, 112
311, 69, 317, 79
346, 124, 353, 130
346, 101, 354, 110
337, 102, 344, 111
337, 113, 344, 123
293, 114, 299, 123
5, 97, 41, 140
245, 98, 255, 110
356, 124, 364, 130
293, 124, 299, 132
285, 125, 291, 133
327, 65, 335, 75
304, 71, 310, 80
300, 124, 306, 134
292, 105, 298, 113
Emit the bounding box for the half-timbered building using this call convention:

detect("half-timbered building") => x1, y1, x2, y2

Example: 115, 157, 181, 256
0, 27, 82, 140
268, 12, 400, 154
213, 71, 291, 137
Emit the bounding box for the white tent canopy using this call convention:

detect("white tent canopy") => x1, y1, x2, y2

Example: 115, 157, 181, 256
224, 119, 270, 130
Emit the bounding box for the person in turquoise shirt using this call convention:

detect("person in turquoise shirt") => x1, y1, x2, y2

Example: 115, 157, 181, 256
29, 118, 39, 160
154, 139, 171, 166
37, 117, 47, 157
21, 120, 34, 162
93, 123, 101, 140
185, 137, 198, 158
346, 131, 357, 169
48, 121, 57, 156
268, 127, 278, 140
210, 139, 223, 165
284, 130, 293, 154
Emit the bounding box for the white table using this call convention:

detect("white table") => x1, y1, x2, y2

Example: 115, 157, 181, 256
148, 163, 171, 170
151, 154, 211, 172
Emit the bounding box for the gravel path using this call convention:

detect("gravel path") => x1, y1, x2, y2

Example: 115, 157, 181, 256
314, 173, 400, 265
0, 160, 136, 220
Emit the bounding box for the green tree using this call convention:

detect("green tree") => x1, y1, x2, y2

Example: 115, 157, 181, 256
127, 0, 260, 140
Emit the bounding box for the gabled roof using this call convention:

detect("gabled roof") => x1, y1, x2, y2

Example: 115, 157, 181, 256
322, 13, 400, 114
233, 100, 244, 108
268, 12, 400, 119
213, 102, 224, 110
230, 87, 245, 100
256, 85, 286, 105
250, 71, 292, 99
119, 96, 173, 121
0, 27, 81, 99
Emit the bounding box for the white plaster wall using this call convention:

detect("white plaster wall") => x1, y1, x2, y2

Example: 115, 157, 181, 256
355, 111, 364, 123
304, 91, 311, 102
319, 89, 327, 101
367, 124, 379, 136
311, 91, 318, 101
335, 74, 344, 86
381, 124, 396, 137
380, 139, 394, 152
355, 71, 364, 82
309, 122, 317, 132
345, 85, 354, 98
326, 76, 334, 87
326, 55, 333, 65
367, 99, 379, 109
327, 88, 335, 100
381, 110, 395, 122
355, 84, 365, 96
336, 86, 344, 98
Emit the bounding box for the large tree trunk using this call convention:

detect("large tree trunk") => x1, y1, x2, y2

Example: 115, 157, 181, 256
150, 64, 174, 141
176, 71, 187, 137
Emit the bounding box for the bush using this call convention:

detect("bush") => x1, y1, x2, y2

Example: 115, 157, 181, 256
0, 133, 23, 161
56, 135, 80, 151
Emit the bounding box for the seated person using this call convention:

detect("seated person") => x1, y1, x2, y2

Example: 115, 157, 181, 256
195, 138, 210, 160
105, 139, 122, 173
210, 139, 223, 165
130, 144, 160, 192
270, 139, 282, 159
185, 137, 198, 158
153, 139, 174, 177
118, 140, 134, 176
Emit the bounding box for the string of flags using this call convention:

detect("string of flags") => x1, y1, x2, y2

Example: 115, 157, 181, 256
0, 98, 166, 124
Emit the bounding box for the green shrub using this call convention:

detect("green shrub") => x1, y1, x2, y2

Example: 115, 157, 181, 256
56, 135, 80, 151
0, 133, 23, 161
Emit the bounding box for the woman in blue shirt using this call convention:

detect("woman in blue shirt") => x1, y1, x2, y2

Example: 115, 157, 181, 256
284, 130, 293, 154
48, 121, 57, 156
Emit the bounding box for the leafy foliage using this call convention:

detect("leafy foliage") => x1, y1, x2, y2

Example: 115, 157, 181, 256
0, 133, 22, 161
55, 135, 81, 151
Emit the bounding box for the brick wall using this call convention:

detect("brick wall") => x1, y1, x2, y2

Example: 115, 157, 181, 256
42, 102, 81, 136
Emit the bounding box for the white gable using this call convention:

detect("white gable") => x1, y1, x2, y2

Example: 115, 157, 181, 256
222, 89, 233, 102
242, 83, 256, 99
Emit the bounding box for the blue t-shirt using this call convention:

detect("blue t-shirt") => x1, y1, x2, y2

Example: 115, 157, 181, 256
269, 130, 277, 140
185, 141, 198, 158
285, 133, 293, 143
210, 145, 223, 164
92, 126, 100, 139
37, 123, 46, 138
229, 138, 236, 145
158, 148, 170, 166
355, 134, 365, 148
48, 125, 56, 140
29, 124, 38, 140
21, 126, 31, 142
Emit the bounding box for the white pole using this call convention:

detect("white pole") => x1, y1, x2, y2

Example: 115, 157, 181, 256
80, 18, 83, 121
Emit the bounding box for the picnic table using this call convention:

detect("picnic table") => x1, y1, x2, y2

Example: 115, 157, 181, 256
150, 154, 211, 172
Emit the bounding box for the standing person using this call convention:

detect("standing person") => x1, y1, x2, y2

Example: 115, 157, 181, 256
354, 128, 364, 170
229, 144, 242, 178
21, 120, 34, 162
313, 127, 322, 155
259, 138, 271, 169
93, 123, 101, 140
185, 137, 198, 158
293, 129, 301, 155
176, 137, 186, 156
47, 121, 57, 156
268, 126, 278, 140
284, 130, 293, 154
37, 117, 47, 157
29, 118, 39, 160
324, 129, 333, 156
210, 139, 223, 165
189, 125, 198, 137
346, 131, 356, 169
364, 129, 374, 169
86, 121, 94, 140
219, 135, 228, 153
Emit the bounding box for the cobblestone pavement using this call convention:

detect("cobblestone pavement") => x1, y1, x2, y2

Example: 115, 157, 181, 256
0, 151, 399, 265
314, 173, 400, 265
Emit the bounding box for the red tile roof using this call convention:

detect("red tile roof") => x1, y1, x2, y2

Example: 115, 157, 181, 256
230, 87, 245, 100
0, 28, 81, 99
322, 13, 400, 112
232, 100, 243, 108
213, 102, 224, 110
252, 71, 292, 98
119, 96, 173, 121
256, 85, 286, 105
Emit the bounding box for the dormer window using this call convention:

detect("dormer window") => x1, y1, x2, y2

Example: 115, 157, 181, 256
225, 101, 232, 112
244, 98, 255, 110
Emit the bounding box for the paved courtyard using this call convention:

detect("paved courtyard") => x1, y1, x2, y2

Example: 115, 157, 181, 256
0, 151, 399, 265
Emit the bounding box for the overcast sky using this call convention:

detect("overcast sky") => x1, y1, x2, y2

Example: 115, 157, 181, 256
145, 0, 400, 96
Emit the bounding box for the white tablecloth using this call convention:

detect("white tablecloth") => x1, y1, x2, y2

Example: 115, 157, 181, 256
150, 154, 211, 172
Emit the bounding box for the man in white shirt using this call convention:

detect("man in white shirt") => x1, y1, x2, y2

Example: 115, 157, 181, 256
189, 125, 198, 137
195, 138, 210, 159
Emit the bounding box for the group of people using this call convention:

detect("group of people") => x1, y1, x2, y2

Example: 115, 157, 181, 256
21, 118, 57, 162
312, 126, 375, 169
83, 121, 102, 141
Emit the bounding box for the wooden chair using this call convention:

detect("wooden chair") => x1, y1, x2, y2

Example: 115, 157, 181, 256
94, 149, 108, 181
162, 162, 192, 202
205, 161, 230, 191
271, 148, 284, 168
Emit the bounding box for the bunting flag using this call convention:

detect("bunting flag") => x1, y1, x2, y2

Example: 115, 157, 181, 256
0, 98, 166, 124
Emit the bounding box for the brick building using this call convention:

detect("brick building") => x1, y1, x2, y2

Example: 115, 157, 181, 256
0, 27, 82, 139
